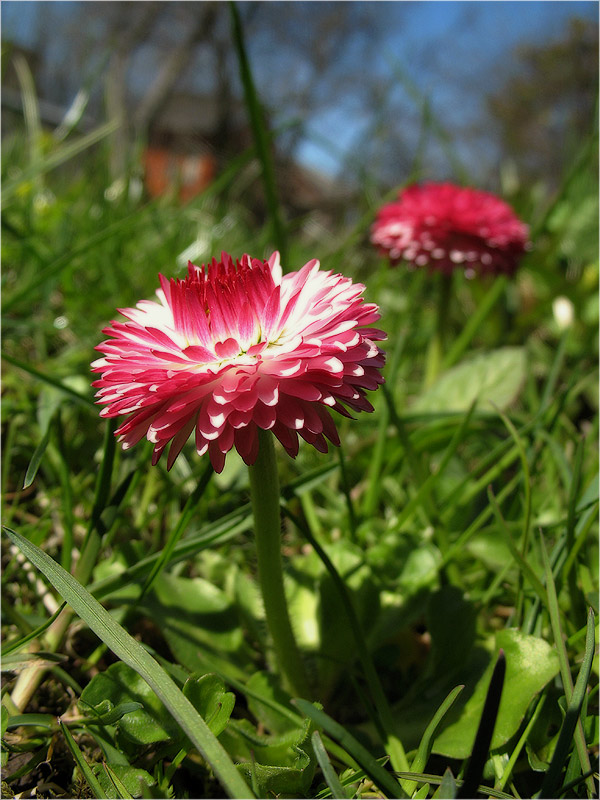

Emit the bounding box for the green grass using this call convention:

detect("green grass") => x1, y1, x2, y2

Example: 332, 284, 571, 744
1, 18, 598, 799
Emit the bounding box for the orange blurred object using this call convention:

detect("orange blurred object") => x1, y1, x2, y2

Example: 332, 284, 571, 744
143, 147, 216, 203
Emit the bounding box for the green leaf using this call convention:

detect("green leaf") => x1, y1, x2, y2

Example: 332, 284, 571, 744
413, 347, 526, 414
80, 662, 183, 745
83, 701, 144, 727
220, 711, 316, 798
99, 763, 134, 799
235, 752, 312, 798
95, 764, 155, 799
433, 629, 559, 758
245, 671, 300, 736
3, 526, 253, 799
139, 572, 250, 676
183, 673, 235, 737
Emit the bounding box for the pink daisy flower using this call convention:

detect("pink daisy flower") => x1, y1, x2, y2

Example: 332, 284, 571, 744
92, 252, 386, 473
371, 182, 530, 276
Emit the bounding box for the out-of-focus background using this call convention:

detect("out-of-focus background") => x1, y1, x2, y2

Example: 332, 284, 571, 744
2, 1, 598, 214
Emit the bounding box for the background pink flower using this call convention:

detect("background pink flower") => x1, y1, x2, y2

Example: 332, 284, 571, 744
92, 252, 385, 473
371, 182, 530, 276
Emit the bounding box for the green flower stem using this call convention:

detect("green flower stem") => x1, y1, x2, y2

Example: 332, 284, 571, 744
424, 272, 453, 388
248, 429, 310, 698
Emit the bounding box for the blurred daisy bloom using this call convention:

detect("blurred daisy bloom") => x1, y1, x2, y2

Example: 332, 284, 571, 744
92, 252, 385, 473
371, 182, 530, 276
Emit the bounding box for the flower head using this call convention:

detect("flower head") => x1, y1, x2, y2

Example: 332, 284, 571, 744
371, 182, 529, 276
92, 253, 385, 473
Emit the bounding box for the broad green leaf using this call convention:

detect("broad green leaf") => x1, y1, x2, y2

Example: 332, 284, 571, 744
225, 715, 313, 765
433, 629, 560, 758
183, 673, 235, 737
413, 347, 526, 414
235, 751, 312, 798
95, 764, 155, 799
80, 662, 182, 745
3, 527, 252, 799
219, 706, 316, 797
466, 529, 513, 571
139, 572, 251, 676
246, 671, 300, 736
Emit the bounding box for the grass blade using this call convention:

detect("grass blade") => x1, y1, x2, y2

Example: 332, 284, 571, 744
13, 54, 43, 182
312, 730, 348, 799
3, 526, 253, 799
436, 767, 457, 799
539, 609, 596, 799
2, 602, 67, 657
139, 462, 213, 599
487, 487, 547, 604
2, 119, 120, 209
441, 277, 507, 370
1, 352, 94, 407
22, 420, 53, 490
60, 720, 109, 799
100, 763, 134, 799
293, 698, 405, 799
284, 506, 409, 778
539, 536, 595, 797
457, 650, 506, 799
2, 201, 156, 313
229, 1, 288, 263
405, 684, 465, 796
396, 400, 477, 530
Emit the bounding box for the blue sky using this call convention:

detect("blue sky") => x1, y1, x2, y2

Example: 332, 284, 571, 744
287, 1, 598, 174
2, 1, 597, 177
